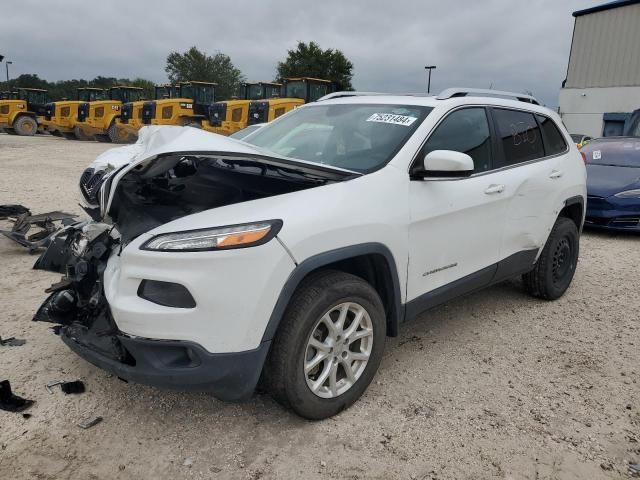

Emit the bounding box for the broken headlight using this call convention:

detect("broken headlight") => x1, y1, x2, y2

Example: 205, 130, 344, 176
141, 220, 282, 252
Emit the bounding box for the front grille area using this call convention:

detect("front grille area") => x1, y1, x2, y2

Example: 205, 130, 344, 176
247, 102, 268, 125
120, 103, 132, 124
79, 168, 106, 205
44, 102, 55, 120
207, 103, 227, 126
78, 103, 89, 122
141, 101, 156, 124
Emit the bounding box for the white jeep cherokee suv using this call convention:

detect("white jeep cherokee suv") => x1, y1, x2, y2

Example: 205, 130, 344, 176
34, 88, 586, 419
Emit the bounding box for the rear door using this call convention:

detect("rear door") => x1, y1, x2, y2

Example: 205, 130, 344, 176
488, 108, 568, 262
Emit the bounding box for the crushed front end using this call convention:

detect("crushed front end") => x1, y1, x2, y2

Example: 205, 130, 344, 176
32, 221, 271, 400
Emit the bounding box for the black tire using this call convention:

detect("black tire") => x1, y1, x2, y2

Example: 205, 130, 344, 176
94, 134, 112, 143
185, 121, 202, 129
49, 130, 63, 137
523, 217, 579, 300
73, 126, 92, 141
13, 116, 37, 136
62, 132, 77, 140
265, 270, 386, 420
5, 128, 17, 135
107, 122, 133, 143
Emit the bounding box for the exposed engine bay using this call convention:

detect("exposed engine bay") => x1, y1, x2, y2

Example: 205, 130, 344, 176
34, 149, 336, 361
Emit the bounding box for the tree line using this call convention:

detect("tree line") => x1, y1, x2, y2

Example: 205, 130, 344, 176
1, 42, 354, 101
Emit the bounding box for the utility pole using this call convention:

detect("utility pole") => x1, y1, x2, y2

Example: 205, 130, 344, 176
6, 60, 12, 83
424, 65, 436, 94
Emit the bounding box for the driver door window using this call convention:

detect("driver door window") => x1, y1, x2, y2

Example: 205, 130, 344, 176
419, 107, 492, 173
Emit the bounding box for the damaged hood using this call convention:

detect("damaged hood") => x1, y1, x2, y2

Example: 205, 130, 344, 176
96, 126, 359, 218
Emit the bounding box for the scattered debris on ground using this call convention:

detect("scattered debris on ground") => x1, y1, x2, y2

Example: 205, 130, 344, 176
0, 380, 34, 413
0, 335, 26, 346
60, 380, 85, 394
45, 380, 85, 394
0, 209, 77, 252
0, 204, 30, 220
77, 416, 102, 430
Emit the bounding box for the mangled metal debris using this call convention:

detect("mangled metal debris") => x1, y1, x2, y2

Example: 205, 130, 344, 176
0, 204, 30, 220
0, 336, 26, 346
78, 416, 102, 429
45, 380, 85, 394
0, 208, 77, 253
0, 380, 34, 413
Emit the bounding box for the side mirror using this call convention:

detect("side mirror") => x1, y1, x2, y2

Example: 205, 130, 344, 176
421, 150, 474, 177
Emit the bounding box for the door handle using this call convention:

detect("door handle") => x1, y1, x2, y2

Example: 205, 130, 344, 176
549, 170, 564, 179
484, 184, 505, 194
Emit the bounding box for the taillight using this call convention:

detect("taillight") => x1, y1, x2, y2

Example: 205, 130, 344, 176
580, 152, 587, 164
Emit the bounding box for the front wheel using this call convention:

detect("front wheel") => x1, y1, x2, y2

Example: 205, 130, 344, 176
265, 270, 386, 420
14, 116, 37, 136
523, 216, 579, 300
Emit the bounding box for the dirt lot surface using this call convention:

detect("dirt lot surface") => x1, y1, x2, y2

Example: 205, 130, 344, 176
0, 133, 639, 480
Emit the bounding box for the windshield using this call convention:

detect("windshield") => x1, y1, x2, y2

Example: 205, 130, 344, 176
247, 84, 265, 100
229, 124, 263, 140
245, 103, 431, 173
285, 81, 306, 99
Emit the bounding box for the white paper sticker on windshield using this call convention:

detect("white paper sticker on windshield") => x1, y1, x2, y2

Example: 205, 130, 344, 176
366, 113, 418, 126
593, 150, 601, 160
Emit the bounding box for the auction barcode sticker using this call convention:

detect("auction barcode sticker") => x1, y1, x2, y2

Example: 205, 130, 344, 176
366, 113, 418, 126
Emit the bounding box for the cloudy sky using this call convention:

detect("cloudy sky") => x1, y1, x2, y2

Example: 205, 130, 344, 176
2, 0, 597, 107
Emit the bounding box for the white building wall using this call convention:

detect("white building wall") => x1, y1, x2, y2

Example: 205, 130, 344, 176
559, 86, 640, 137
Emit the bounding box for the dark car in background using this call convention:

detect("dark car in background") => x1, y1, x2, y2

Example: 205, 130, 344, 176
583, 135, 640, 231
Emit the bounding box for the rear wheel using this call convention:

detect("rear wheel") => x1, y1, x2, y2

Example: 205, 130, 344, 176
523, 217, 579, 300
14, 116, 37, 136
265, 270, 386, 419
94, 134, 112, 143
73, 126, 92, 141
62, 132, 77, 140
107, 122, 134, 143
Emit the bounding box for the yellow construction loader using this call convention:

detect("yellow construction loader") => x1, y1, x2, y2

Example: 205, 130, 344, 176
40, 88, 105, 140
75, 86, 144, 142
138, 81, 216, 129
116, 84, 180, 140
205, 81, 281, 136
0, 88, 48, 136
246, 77, 332, 126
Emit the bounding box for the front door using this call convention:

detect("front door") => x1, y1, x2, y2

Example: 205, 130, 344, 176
407, 107, 507, 312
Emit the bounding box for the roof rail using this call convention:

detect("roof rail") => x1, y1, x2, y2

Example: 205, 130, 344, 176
317, 91, 386, 101
436, 88, 539, 105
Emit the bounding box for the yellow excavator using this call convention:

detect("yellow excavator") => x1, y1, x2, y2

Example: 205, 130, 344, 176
75, 86, 144, 142
116, 84, 180, 141
137, 81, 216, 129
40, 88, 105, 140
0, 88, 48, 136
246, 77, 332, 126
205, 81, 282, 136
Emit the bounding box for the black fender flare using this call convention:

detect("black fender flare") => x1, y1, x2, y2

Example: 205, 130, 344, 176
261, 242, 404, 343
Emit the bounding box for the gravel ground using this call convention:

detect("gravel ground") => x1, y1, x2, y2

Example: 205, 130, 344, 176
0, 133, 639, 480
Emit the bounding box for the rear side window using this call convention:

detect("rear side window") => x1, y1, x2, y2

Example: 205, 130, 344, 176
492, 108, 544, 166
537, 115, 567, 155
421, 107, 492, 172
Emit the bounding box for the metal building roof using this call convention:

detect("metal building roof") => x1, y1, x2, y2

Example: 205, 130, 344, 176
573, 0, 640, 17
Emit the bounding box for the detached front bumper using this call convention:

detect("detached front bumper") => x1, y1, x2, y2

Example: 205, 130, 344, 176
61, 326, 270, 401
